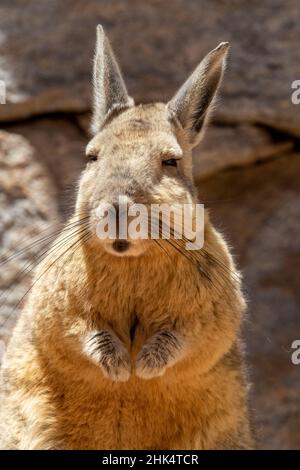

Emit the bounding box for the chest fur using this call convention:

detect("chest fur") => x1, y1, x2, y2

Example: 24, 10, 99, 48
76, 255, 206, 344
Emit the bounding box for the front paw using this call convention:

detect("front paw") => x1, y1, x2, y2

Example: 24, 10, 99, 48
136, 331, 181, 380
84, 330, 131, 382
136, 347, 167, 379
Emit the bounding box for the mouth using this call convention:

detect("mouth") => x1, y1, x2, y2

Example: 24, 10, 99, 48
112, 239, 130, 254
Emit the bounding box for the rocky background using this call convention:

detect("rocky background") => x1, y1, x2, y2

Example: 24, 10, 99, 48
0, 0, 299, 449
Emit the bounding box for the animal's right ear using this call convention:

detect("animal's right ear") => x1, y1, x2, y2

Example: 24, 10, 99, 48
91, 25, 134, 134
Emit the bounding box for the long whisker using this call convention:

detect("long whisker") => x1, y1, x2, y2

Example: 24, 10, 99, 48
0, 223, 90, 316
0, 223, 89, 297
141, 213, 236, 298
0, 215, 89, 266
152, 239, 172, 259
0, 229, 91, 330
143, 214, 212, 280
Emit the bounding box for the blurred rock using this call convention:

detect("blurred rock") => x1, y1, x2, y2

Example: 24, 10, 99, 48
194, 125, 294, 180
0, 130, 58, 354
0, 0, 300, 137
76, 113, 92, 135
199, 151, 300, 450
4, 118, 86, 214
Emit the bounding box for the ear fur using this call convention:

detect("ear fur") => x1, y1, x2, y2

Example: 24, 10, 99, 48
168, 42, 229, 147
91, 25, 134, 134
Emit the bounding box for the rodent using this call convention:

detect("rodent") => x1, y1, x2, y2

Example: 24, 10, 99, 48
0, 25, 254, 450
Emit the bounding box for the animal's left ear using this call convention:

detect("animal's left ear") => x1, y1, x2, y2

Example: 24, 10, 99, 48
168, 42, 229, 147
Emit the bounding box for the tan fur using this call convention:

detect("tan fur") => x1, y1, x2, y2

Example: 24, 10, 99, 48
0, 28, 254, 450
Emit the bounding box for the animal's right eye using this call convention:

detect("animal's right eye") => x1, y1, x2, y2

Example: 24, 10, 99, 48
86, 153, 98, 163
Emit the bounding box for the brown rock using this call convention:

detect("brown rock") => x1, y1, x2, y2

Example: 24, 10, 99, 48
0, 0, 300, 137
198, 151, 300, 450
4, 118, 87, 214
0, 131, 58, 357
193, 125, 294, 180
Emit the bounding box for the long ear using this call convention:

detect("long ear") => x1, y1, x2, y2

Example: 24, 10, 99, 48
91, 25, 134, 134
168, 42, 229, 147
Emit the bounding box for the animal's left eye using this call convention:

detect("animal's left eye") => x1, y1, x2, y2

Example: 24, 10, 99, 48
162, 158, 177, 167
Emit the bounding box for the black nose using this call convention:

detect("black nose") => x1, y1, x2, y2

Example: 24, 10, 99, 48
112, 240, 130, 253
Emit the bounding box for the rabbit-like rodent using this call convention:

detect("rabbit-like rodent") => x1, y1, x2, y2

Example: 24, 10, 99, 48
0, 26, 254, 449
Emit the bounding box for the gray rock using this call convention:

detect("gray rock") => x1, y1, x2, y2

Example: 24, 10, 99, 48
0, 131, 58, 355
0, 0, 299, 137
5, 118, 86, 213
194, 125, 294, 180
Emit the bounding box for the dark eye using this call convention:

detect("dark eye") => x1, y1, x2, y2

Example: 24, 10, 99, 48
86, 153, 98, 163
162, 158, 177, 167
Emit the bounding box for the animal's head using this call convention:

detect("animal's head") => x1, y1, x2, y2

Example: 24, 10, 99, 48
76, 25, 229, 257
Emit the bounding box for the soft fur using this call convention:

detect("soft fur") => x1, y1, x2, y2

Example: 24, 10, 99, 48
0, 26, 254, 450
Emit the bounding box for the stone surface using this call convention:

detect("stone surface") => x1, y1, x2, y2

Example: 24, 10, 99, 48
4, 118, 86, 214
0, 130, 58, 355
194, 125, 294, 180
199, 152, 300, 450
0, 0, 300, 137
